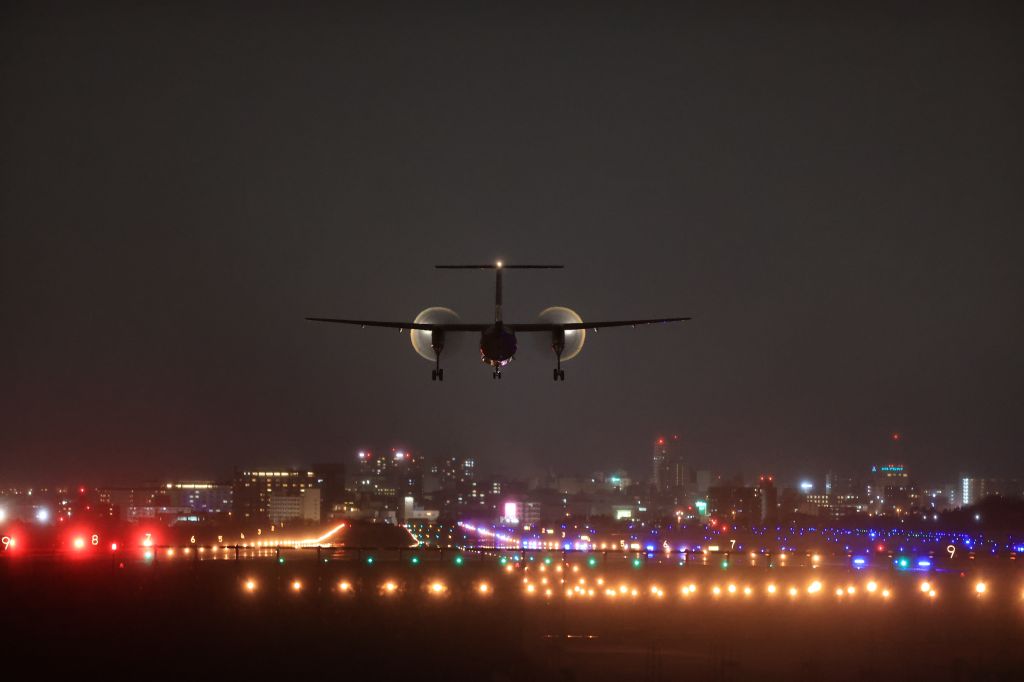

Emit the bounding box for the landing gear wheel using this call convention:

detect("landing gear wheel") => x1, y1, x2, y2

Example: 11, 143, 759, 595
559, 370, 565, 381
431, 369, 438, 381
437, 368, 444, 381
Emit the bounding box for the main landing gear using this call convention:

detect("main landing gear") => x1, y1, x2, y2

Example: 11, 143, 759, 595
431, 349, 444, 381
552, 337, 565, 381
492, 369, 502, 380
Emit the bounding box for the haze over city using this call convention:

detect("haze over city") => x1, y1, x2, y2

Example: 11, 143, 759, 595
3, 2, 1022, 488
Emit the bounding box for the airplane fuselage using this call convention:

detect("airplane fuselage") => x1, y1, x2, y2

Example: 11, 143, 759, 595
480, 323, 517, 367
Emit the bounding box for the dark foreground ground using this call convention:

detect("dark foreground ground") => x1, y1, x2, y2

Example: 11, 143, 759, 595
3, 557, 1022, 681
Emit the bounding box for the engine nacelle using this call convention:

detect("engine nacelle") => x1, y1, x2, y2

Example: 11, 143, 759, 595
410, 307, 461, 361
537, 306, 585, 360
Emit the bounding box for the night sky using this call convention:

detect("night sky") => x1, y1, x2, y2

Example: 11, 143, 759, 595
2, 1, 1022, 486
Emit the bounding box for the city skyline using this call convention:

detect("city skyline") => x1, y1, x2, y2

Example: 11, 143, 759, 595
0, 428, 1017, 490
5, 434, 1018, 522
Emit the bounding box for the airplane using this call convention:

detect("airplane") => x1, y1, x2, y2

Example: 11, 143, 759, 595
306, 262, 690, 381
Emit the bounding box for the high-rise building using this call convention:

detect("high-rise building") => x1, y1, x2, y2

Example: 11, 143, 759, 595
758, 474, 778, 525
960, 477, 1024, 506
354, 449, 423, 502
268, 488, 321, 524
425, 456, 482, 518
825, 471, 859, 497
867, 464, 914, 515
312, 462, 346, 520
432, 456, 475, 489
162, 481, 233, 514
232, 469, 319, 521
707, 485, 761, 525
652, 435, 684, 493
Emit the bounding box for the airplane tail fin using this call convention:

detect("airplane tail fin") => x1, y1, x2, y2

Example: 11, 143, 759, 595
435, 264, 563, 322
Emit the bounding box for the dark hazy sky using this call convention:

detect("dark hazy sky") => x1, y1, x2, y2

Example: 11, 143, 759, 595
1, 1, 1022, 486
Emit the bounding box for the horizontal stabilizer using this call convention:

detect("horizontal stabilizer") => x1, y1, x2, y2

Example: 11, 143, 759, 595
435, 264, 563, 269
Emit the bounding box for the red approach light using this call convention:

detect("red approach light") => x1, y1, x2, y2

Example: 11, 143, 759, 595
657, 438, 665, 445
876, 544, 885, 552
892, 432, 901, 441
73, 537, 86, 550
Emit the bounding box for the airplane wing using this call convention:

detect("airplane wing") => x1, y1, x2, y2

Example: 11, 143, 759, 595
510, 317, 691, 331
305, 317, 490, 332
